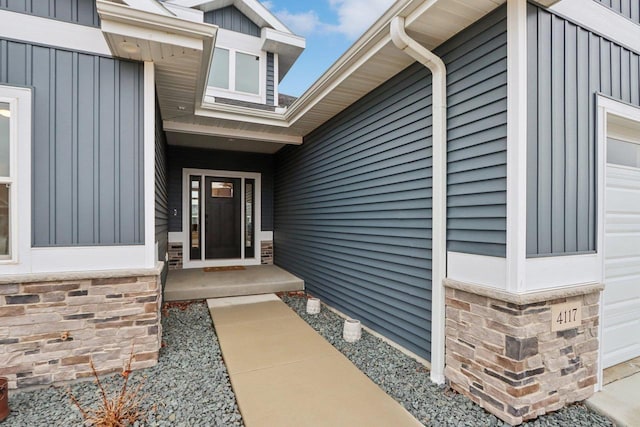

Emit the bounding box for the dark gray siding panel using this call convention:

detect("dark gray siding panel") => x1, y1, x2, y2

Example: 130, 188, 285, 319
0, 39, 145, 246
155, 101, 168, 284
526, 4, 640, 256
594, 0, 640, 24
276, 63, 434, 360
0, 0, 99, 27
167, 147, 274, 232
204, 6, 260, 36
440, 6, 507, 257
267, 52, 275, 105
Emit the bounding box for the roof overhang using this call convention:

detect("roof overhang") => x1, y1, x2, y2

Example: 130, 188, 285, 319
97, 0, 217, 121
261, 28, 305, 80
99, 0, 508, 153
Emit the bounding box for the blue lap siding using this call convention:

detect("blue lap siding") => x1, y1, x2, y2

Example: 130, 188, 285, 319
275, 7, 507, 361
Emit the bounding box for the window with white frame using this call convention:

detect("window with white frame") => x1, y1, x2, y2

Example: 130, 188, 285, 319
208, 47, 260, 96
0, 100, 13, 259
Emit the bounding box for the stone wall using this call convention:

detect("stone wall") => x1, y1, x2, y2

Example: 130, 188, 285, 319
444, 280, 603, 425
168, 240, 273, 266
0, 265, 163, 389
261, 241, 273, 265
168, 242, 183, 270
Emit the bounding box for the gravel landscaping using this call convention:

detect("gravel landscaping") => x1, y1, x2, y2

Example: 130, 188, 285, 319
3, 301, 243, 427
279, 293, 614, 427
2, 295, 614, 426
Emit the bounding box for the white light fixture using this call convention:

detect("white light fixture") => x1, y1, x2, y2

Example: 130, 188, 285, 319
0, 109, 10, 118
306, 298, 321, 314
343, 318, 362, 343
119, 41, 140, 55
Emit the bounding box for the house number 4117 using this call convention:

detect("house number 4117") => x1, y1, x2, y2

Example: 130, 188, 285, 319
556, 309, 578, 325
550, 302, 582, 332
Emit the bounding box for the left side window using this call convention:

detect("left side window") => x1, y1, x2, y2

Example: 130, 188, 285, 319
0, 101, 12, 260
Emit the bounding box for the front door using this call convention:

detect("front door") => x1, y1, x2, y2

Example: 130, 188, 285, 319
205, 177, 241, 259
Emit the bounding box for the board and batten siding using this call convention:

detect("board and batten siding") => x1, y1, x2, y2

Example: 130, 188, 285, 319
594, 0, 640, 24
0, 0, 99, 27
526, 3, 640, 256
204, 6, 260, 37
275, 63, 434, 360
267, 52, 275, 106
167, 146, 275, 233
155, 100, 169, 284
0, 39, 145, 247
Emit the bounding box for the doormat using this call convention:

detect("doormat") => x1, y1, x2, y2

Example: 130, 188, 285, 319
203, 266, 246, 272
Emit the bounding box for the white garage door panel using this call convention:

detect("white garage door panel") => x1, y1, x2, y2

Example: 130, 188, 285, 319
603, 164, 640, 368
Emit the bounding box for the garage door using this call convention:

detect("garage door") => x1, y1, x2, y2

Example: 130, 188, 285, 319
603, 137, 640, 368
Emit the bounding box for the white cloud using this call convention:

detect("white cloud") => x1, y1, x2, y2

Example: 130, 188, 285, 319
262, 0, 393, 40
328, 0, 394, 39
274, 9, 323, 36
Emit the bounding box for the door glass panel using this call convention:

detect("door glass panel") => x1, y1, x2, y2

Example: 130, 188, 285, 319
211, 182, 233, 198
209, 48, 230, 90
236, 52, 259, 94
190, 176, 201, 260
608, 138, 640, 168
245, 179, 255, 258
0, 102, 10, 177
0, 184, 9, 258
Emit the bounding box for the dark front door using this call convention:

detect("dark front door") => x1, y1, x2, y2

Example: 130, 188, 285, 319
205, 177, 241, 259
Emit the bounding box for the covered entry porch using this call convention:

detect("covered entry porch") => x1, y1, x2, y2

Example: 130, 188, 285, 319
164, 264, 304, 301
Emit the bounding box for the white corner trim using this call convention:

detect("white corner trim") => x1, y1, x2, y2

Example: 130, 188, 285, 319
525, 254, 600, 291
506, 0, 528, 294
144, 62, 156, 269
550, 0, 640, 53
0, 9, 111, 56
447, 252, 507, 290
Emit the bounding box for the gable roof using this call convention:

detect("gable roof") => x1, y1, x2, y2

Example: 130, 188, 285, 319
164, 0, 291, 33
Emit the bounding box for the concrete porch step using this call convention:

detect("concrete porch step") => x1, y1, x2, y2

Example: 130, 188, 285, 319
164, 265, 304, 301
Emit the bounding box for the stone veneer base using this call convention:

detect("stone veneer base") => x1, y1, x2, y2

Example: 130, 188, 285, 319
444, 279, 603, 425
0, 263, 163, 389
167, 240, 274, 268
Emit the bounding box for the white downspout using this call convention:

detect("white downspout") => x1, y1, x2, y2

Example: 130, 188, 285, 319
390, 16, 447, 385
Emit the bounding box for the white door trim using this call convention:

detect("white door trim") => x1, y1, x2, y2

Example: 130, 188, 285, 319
181, 168, 261, 269
595, 94, 640, 390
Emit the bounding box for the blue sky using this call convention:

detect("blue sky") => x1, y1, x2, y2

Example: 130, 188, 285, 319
261, 0, 395, 97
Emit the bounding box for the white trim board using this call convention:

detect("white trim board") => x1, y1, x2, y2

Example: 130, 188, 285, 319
0, 86, 31, 271
550, 0, 640, 54
0, 9, 111, 56
181, 168, 262, 269
144, 62, 157, 269
506, 0, 528, 294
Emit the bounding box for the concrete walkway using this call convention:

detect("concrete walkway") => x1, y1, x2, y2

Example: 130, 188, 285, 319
207, 294, 423, 427
165, 265, 304, 301
586, 372, 640, 427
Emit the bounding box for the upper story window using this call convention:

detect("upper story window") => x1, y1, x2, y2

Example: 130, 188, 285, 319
208, 47, 260, 96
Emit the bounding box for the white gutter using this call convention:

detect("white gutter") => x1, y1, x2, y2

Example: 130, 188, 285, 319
390, 16, 447, 385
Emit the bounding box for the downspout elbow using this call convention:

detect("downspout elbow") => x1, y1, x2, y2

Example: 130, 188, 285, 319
390, 17, 446, 78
